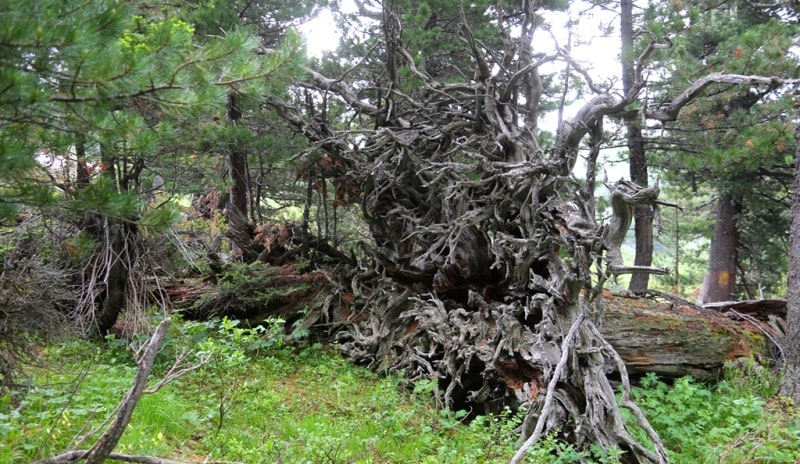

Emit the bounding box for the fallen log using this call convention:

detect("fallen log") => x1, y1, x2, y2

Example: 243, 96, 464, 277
601, 290, 775, 380
162, 272, 775, 382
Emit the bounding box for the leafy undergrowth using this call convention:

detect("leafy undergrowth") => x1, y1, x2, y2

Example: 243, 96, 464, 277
623, 369, 800, 464
0, 317, 523, 463
1, 317, 799, 463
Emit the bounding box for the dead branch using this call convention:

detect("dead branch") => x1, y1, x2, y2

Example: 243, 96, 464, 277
647, 73, 800, 122
511, 312, 585, 464
145, 349, 210, 394
84, 319, 170, 463
604, 179, 663, 269
31, 450, 186, 464
32, 320, 171, 464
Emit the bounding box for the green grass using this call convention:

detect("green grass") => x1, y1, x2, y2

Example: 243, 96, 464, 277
1, 318, 799, 463
0, 320, 522, 463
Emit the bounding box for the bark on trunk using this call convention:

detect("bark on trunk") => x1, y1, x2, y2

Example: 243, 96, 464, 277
629, 164, 654, 291
779, 123, 800, 403
621, 0, 654, 293
227, 94, 247, 215
227, 93, 250, 250
75, 134, 91, 189
699, 193, 741, 304
94, 223, 131, 335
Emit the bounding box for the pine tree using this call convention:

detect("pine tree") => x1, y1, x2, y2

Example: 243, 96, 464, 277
644, 0, 798, 301
0, 0, 304, 333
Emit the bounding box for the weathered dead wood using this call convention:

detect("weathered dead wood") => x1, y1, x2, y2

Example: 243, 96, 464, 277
601, 291, 772, 380
84, 319, 169, 464
166, 269, 770, 383
604, 180, 664, 274
264, 4, 800, 461
702, 299, 787, 319
31, 318, 217, 464
32, 450, 187, 464
646, 73, 800, 122
32, 319, 170, 464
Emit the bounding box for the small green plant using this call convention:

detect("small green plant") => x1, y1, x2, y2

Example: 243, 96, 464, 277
621, 372, 800, 463
6, 321, 800, 464
514, 432, 625, 464
179, 316, 286, 433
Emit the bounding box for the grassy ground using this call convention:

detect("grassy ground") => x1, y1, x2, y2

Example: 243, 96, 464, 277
1, 317, 799, 463
1, 318, 523, 463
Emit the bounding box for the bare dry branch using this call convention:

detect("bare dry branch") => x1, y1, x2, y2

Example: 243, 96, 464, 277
648, 73, 800, 122
84, 319, 170, 464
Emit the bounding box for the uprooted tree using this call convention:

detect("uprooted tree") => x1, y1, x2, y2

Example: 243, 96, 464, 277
267, 1, 799, 462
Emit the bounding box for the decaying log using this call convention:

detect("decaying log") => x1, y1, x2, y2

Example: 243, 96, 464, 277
600, 291, 774, 380
175, 262, 329, 327
164, 267, 773, 383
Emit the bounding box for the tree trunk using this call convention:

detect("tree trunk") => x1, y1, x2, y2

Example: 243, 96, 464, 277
628, 151, 654, 292
699, 193, 741, 304
75, 134, 91, 189
82, 147, 137, 336
93, 222, 131, 335
621, 0, 654, 293
227, 94, 252, 260
227, 93, 249, 221
779, 123, 800, 403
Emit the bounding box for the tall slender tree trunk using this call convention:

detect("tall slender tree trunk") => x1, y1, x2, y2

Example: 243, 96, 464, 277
621, 0, 654, 293
779, 123, 800, 404
227, 94, 249, 219
698, 193, 741, 304
226, 93, 253, 258
628, 129, 654, 292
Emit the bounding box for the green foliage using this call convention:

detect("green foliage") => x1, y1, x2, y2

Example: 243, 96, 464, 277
194, 316, 287, 361
0, 327, 524, 463
119, 16, 196, 56
623, 372, 800, 463
648, 184, 714, 297
208, 261, 311, 312
643, 1, 799, 298
72, 175, 141, 219
0, 0, 305, 224
4, 321, 800, 463
0, 0, 309, 335
519, 434, 625, 464
138, 202, 181, 233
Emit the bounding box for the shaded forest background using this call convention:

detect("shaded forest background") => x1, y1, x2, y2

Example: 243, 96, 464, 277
2, 0, 800, 463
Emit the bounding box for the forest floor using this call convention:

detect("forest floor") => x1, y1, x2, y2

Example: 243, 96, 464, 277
2, 316, 799, 464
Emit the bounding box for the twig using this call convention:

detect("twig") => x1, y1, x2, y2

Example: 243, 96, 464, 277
145, 349, 211, 394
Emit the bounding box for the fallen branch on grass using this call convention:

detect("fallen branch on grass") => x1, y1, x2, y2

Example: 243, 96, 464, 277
31, 320, 183, 464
